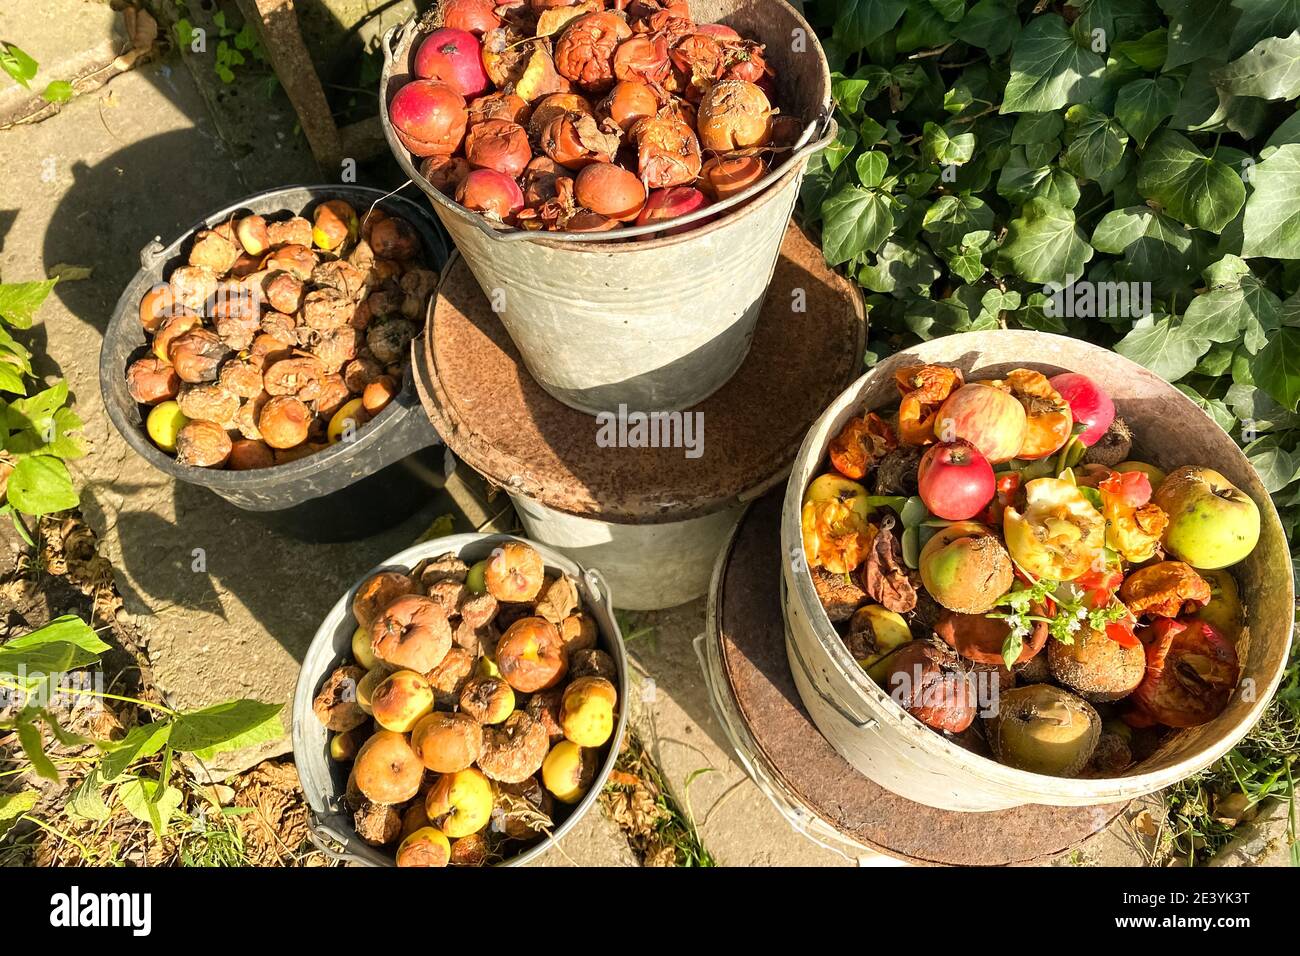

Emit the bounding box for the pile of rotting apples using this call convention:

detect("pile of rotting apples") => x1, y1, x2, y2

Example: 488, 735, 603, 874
128, 200, 436, 469
388, 0, 803, 234
800, 365, 1260, 778
313, 541, 620, 866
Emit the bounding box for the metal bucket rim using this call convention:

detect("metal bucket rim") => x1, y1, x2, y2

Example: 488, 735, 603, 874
379, 0, 833, 247
781, 330, 1295, 800
99, 184, 448, 494
291, 531, 630, 867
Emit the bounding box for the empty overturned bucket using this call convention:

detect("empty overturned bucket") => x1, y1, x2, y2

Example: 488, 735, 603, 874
380, 1, 835, 415
415, 224, 865, 610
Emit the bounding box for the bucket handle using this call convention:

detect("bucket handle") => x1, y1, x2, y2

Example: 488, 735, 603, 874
305, 809, 365, 863
382, 23, 838, 245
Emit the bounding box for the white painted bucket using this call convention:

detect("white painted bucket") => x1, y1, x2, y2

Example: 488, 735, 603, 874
781, 331, 1295, 812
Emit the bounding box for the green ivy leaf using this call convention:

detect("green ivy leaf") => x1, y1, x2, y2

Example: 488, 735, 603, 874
922, 121, 976, 166
858, 240, 942, 294
1001, 15, 1106, 114
1180, 258, 1282, 350
955, 0, 1021, 55
1092, 205, 1196, 294
856, 151, 889, 188
922, 193, 996, 248
1228, 0, 1300, 57
1114, 76, 1179, 147
1113, 28, 1169, 69
1251, 325, 1300, 410
999, 197, 1094, 284
896, 1, 954, 53
835, 0, 909, 48
1211, 31, 1300, 101
1241, 143, 1300, 259
1163, 0, 1242, 70
0, 279, 58, 330
821, 186, 894, 265
6, 456, 78, 516
1063, 104, 1129, 179
1115, 314, 1209, 381
1137, 129, 1246, 232
1011, 110, 1064, 145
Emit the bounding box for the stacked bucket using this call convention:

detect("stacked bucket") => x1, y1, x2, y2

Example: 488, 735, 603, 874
383, 0, 853, 609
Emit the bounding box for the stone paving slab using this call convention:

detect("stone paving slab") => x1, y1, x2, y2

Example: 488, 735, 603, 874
0, 0, 124, 125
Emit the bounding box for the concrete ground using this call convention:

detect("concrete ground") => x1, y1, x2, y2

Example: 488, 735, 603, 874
1, 2, 1158, 868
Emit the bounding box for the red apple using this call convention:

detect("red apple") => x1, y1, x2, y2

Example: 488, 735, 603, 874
414, 28, 490, 99
934, 383, 1027, 464
918, 439, 996, 520
1048, 372, 1115, 447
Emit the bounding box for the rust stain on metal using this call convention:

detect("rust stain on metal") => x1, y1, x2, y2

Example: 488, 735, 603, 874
715, 491, 1126, 866
415, 223, 867, 522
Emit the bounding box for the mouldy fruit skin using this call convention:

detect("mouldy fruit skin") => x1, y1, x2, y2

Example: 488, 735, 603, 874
425, 767, 494, 837
421, 154, 472, 196
1048, 627, 1145, 702
541, 739, 597, 803
569, 647, 616, 681
559, 676, 617, 746
352, 570, 418, 629
459, 675, 515, 724
370, 593, 453, 673
174, 420, 233, 468
370, 669, 436, 732
988, 684, 1101, 778
1152, 466, 1261, 570
845, 604, 912, 669
449, 832, 490, 866
396, 826, 451, 867
152, 312, 202, 363
177, 382, 240, 428
424, 645, 476, 706
526, 687, 565, 740
485, 541, 546, 602
468, 91, 532, 128
476, 710, 549, 783
558, 612, 598, 654
1132, 618, 1239, 728
554, 12, 633, 92
354, 801, 403, 846
312, 664, 367, 732
169, 329, 230, 384
353, 730, 425, 804
632, 115, 701, 190
127, 357, 180, 405
1081, 416, 1132, 468
872, 640, 978, 733
258, 395, 312, 449
918, 521, 1015, 615
465, 118, 533, 177
696, 79, 772, 152
411, 710, 483, 772
496, 616, 568, 692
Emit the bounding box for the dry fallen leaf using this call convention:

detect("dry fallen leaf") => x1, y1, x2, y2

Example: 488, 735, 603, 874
112, 6, 158, 71
1131, 809, 1161, 838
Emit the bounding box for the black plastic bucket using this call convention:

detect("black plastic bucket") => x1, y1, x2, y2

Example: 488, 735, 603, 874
99, 185, 449, 543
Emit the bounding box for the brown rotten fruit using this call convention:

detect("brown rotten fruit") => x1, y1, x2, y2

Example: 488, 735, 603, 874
257, 395, 312, 449
987, 684, 1101, 777
370, 593, 453, 672
477, 710, 549, 783
869, 639, 977, 733
410, 710, 482, 772
574, 162, 647, 221
420, 154, 471, 196
174, 420, 233, 468
465, 119, 533, 178
127, 357, 180, 405
168, 329, 230, 384
554, 12, 632, 91
496, 617, 568, 692
485, 541, 547, 602
459, 675, 516, 724
632, 115, 702, 190
354, 730, 425, 804
312, 664, 367, 732
227, 438, 274, 470
697, 79, 773, 152
935, 608, 1048, 667
1048, 626, 1145, 702
541, 111, 621, 169
352, 570, 418, 628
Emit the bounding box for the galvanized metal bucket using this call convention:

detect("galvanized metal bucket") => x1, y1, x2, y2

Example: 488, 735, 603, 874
781, 331, 1295, 812
292, 533, 629, 867
379, 1, 835, 415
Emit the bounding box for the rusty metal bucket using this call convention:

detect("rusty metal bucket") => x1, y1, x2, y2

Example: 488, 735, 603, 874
380, 1, 834, 415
